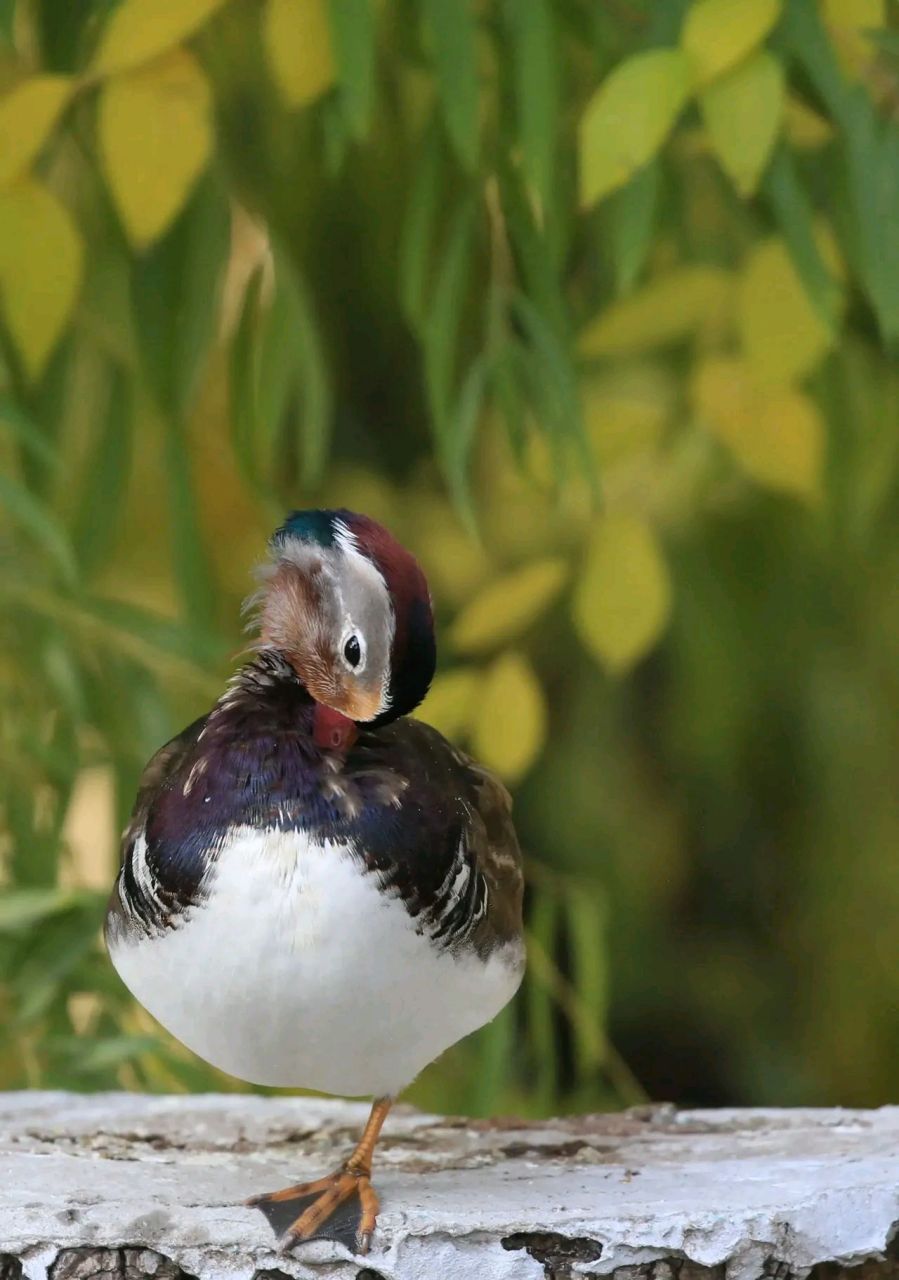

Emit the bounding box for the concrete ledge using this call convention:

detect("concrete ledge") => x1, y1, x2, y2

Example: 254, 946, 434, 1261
2, 1093, 898, 1280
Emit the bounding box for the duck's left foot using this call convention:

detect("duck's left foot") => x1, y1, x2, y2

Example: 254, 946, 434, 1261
248, 1095, 392, 1256
248, 1165, 379, 1254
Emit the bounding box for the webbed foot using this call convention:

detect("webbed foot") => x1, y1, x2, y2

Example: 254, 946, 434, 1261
248, 1165, 379, 1254
248, 1095, 392, 1256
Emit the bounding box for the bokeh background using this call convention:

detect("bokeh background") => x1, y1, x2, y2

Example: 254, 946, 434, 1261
1, 0, 898, 1116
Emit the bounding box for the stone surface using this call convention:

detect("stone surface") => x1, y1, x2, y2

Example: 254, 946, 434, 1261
2, 1094, 899, 1280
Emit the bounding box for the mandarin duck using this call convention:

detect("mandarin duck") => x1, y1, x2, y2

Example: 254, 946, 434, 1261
105, 509, 525, 1254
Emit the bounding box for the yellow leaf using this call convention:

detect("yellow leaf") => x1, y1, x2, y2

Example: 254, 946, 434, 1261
415, 667, 480, 741
693, 357, 824, 499
682, 0, 782, 86
579, 265, 733, 357
739, 236, 835, 384
92, 0, 228, 76
413, 502, 492, 608
579, 50, 691, 207
471, 652, 547, 783
573, 513, 671, 674
784, 95, 833, 149
701, 52, 784, 196
99, 49, 212, 249
583, 365, 673, 467
263, 0, 335, 108
0, 179, 83, 379
451, 558, 568, 655
0, 77, 74, 188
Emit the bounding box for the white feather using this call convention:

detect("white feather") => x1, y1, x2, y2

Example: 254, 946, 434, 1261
108, 826, 523, 1096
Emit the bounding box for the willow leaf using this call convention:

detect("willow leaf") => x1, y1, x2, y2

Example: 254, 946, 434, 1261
423, 0, 479, 171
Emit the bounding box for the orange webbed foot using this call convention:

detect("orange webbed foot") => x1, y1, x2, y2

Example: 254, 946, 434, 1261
248, 1165, 380, 1254
248, 1095, 391, 1255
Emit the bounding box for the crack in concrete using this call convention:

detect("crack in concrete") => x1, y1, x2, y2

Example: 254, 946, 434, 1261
502, 1231, 604, 1278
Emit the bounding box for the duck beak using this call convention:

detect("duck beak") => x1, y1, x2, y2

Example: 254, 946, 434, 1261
313, 704, 359, 752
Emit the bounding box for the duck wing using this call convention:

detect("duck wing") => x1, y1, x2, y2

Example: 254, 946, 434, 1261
344, 717, 524, 958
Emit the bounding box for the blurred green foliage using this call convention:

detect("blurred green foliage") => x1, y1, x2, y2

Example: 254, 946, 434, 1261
1, 0, 899, 1115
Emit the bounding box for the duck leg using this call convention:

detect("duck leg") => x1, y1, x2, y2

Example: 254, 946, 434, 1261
248, 1096, 392, 1255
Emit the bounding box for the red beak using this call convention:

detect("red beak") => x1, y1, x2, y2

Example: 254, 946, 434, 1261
313, 704, 359, 752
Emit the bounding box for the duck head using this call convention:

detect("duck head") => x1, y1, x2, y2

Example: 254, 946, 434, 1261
254, 509, 436, 749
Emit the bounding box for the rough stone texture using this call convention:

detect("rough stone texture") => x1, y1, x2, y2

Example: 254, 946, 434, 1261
2, 1094, 899, 1280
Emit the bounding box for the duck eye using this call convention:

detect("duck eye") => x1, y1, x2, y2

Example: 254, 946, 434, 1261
343, 635, 362, 669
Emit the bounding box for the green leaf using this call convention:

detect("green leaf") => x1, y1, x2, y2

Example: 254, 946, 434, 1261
498, 159, 566, 336
0, 0, 15, 41
399, 125, 443, 332
228, 267, 266, 488
247, 275, 294, 483
507, 0, 557, 207
490, 336, 529, 462
445, 356, 487, 525
127, 171, 230, 621
423, 0, 479, 172
0, 473, 78, 585
472, 1001, 515, 1115
865, 27, 899, 57
11, 908, 101, 1025
763, 146, 842, 331
565, 884, 608, 1076
701, 51, 785, 196
604, 159, 660, 295
525, 891, 559, 1108
781, 0, 850, 126
0, 888, 86, 932
423, 199, 475, 451
231, 249, 333, 490
275, 249, 333, 487
130, 167, 230, 418
870, 124, 899, 345
510, 292, 593, 488
0, 582, 222, 694
74, 1034, 163, 1073
72, 365, 133, 576
161, 413, 216, 627
0, 397, 59, 472
579, 49, 691, 207
327, 0, 375, 140
784, 0, 899, 343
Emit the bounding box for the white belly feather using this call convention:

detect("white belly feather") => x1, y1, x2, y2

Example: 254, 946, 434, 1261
108, 827, 523, 1096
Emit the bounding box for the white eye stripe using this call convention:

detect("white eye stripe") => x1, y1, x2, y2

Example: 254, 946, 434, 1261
332, 523, 395, 718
